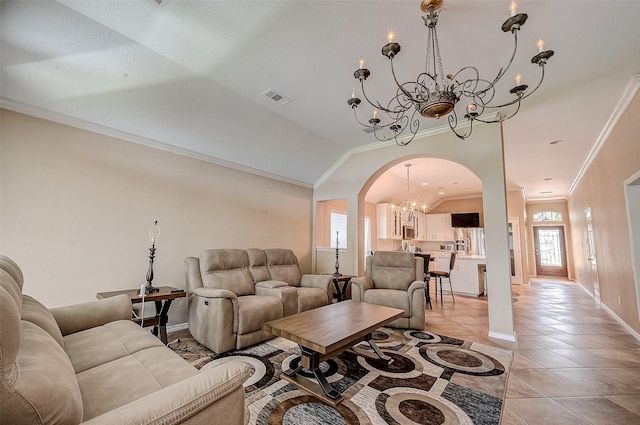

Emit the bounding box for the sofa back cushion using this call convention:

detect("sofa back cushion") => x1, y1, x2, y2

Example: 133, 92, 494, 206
246, 249, 271, 283
367, 251, 416, 291
200, 249, 254, 296
264, 249, 301, 286
21, 295, 65, 348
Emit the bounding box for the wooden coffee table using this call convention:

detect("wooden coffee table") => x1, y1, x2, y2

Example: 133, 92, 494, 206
263, 301, 403, 405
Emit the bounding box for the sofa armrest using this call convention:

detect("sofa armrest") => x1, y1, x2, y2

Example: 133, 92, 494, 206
350, 276, 373, 302
51, 294, 131, 336
82, 360, 252, 425
300, 274, 333, 303
191, 287, 237, 300
300, 274, 333, 290
407, 280, 425, 297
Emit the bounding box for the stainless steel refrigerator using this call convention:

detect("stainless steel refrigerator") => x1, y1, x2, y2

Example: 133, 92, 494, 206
454, 227, 485, 257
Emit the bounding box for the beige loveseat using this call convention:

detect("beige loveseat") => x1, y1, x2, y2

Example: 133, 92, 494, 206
185, 248, 333, 354
0, 255, 252, 425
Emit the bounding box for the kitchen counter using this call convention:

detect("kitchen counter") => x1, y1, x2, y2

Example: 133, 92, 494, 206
455, 254, 486, 260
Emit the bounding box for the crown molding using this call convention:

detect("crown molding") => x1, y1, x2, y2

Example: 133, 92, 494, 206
0, 98, 314, 189
567, 74, 640, 197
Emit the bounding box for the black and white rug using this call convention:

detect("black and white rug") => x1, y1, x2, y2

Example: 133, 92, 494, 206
169, 328, 512, 425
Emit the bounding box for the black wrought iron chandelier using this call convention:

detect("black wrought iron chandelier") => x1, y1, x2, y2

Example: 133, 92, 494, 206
347, 0, 554, 145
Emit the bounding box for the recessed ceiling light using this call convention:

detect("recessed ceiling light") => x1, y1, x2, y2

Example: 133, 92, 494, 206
544, 177, 553, 181
438, 192, 445, 195
421, 182, 429, 186
549, 140, 563, 145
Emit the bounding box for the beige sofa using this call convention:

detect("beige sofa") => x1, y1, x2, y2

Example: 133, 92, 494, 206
0, 255, 252, 425
351, 251, 426, 330
185, 248, 333, 354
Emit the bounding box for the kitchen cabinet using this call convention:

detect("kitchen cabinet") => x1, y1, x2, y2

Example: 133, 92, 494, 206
376, 203, 402, 240
414, 213, 427, 241
425, 213, 453, 241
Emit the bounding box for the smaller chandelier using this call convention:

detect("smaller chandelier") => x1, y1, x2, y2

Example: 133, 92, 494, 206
347, 0, 554, 145
392, 163, 427, 222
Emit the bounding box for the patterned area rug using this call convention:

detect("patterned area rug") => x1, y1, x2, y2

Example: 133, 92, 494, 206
169, 328, 512, 425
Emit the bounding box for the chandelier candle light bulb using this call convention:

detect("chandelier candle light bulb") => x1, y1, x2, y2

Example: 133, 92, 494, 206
347, 0, 554, 143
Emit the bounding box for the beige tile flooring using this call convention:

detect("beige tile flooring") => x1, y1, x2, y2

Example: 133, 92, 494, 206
425, 277, 640, 425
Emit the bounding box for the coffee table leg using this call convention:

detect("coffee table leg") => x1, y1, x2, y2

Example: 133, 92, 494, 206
364, 333, 391, 361
285, 346, 341, 400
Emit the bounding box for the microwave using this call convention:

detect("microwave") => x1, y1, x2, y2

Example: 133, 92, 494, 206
402, 225, 415, 240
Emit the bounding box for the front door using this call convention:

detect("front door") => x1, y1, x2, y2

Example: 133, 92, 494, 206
533, 226, 568, 277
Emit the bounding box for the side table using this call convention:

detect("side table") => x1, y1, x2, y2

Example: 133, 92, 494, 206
96, 286, 186, 345
331, 275, 354, 302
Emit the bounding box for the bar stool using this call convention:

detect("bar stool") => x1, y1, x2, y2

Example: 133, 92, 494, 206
429, 252, 456, 303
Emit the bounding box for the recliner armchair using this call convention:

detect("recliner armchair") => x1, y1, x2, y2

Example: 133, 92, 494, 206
351, 251, 425, 330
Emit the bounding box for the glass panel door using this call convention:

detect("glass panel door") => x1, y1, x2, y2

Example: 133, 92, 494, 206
533, 226, 568, 277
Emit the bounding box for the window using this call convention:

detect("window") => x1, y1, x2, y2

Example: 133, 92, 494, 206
533, 211, 562, 222
330, 211, 347, 249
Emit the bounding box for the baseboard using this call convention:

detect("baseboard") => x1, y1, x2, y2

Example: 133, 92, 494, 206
487, 330, 517, 342
167, 322, 189, 333
576, 281, 640, 342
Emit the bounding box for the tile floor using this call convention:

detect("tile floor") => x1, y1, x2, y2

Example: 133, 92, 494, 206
425, 278, 640, 425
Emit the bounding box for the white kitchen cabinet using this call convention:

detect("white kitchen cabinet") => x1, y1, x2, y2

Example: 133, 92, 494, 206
425, 213, 453, 241
414, 212, 427, 241
376, 203, 402, 240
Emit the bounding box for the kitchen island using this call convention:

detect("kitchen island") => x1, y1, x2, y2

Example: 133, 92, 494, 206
427, 252, 486, 297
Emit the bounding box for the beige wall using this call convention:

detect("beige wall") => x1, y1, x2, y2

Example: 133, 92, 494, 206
526, 200, 573, 279
567, 92, 640, 334
0, 109, 313, 325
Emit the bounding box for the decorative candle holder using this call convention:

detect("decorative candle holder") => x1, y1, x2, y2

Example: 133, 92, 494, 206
145, 220, 160, 293
334, 230, 342, 276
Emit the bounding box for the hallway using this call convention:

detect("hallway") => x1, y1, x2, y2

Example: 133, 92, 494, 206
425, 278, 640, 425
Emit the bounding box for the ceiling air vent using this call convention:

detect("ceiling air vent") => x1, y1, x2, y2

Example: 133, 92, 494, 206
261, 89, 291, 105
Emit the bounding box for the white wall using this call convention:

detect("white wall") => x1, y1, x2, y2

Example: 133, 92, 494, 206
314, 122, 516, 340
1, 109, 314, 325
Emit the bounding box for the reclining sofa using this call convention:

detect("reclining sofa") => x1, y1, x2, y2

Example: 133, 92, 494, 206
0, 255, 252, 425
184, 248, 333, 354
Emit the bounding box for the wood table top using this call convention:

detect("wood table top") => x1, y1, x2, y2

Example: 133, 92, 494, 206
96, 286, 186, 303
263, 301, 403, 355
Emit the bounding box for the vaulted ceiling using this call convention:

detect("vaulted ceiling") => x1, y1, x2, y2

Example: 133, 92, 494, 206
2, 1, 639, 204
